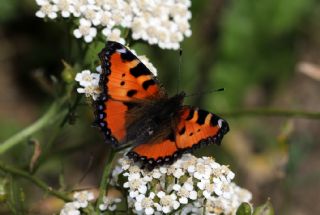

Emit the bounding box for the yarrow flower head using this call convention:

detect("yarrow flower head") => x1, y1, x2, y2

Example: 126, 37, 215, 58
155, 191, 180, 214
99, 196, 122, 211
172, 182, 198, 204
59, 190, 95, 215
60, 202, 80, 215
75, 69, 101, 100
35, 1, 58, 19
35, 0, 192, 49
60, 190, 122, 214
134, 192, 156, 215
73, 190, 95, 208
111, 154, 252, 214
73, 18, 97, 43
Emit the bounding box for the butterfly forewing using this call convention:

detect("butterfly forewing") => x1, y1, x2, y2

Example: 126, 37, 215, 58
94, 41, 166, 145
99, 42, 164, 101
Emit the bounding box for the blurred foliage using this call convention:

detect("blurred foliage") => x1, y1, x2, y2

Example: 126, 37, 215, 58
236, 200, 275, 215
0, 0, 19, 22
253, 200, 275, 215
213, 0, 316, 107
0, 0, 319, 214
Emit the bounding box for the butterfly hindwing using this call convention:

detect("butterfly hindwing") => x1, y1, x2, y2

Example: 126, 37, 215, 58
127, 106, 229, 168
127, 136, 179, 169
94, 41, 165, 145
175, 106, 229, 150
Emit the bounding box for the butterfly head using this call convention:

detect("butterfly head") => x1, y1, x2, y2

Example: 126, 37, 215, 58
170, 91, 186, 106
175, 91, 186, 101
179, 91, 186, 98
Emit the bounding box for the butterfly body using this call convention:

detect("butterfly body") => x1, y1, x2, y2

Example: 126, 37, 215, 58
123, 92, 185, 147
94, 41, 229, 170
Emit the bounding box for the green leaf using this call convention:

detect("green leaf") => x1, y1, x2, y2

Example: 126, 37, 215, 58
236, 202, 252, 215
253, 200, 275, 215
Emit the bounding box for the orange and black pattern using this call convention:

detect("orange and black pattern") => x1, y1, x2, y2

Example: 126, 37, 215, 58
94, 41, 229, 170
127, 106, 229, 169
175, 106, 229, 149
94, 41, 165, 145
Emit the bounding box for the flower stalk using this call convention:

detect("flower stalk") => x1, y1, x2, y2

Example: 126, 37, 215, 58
95, 149, 117, 212
218, 109, 320, 119
0, 101, 68, 155
0, 161, 71, 202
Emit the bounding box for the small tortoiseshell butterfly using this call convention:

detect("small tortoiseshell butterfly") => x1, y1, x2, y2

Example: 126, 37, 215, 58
94, 41, 229, 170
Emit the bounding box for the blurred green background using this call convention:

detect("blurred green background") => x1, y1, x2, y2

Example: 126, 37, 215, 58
0, 0, 319, 214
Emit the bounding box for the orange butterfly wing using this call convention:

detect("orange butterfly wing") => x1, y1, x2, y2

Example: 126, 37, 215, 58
94, 41, 165, 145
175, 106, 229, 150
127, 136, 179, 169
127, 106, 229, 169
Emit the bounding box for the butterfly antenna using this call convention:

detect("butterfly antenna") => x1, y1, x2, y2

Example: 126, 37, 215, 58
177, 49, 183, 93
186, 88, 225, 97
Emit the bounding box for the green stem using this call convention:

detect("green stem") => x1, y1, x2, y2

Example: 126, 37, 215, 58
203, 199, 207, 215
0, 102, 67, 155
95, 149, 116, 212
35, 142, 91, 171
217, 109, 320, 119
31, 94, 82, 173
60, 94, 82, 127
0, 161, 71, 202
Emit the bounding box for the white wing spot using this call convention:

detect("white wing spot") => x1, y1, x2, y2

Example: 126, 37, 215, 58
116, 48, 126, 53
218, 119, 224, 128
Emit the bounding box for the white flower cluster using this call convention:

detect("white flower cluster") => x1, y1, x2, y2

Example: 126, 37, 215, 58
35, 0, 192, 49
75, 69, 101, 100
111, 154, 252, 215
75, 52, 157, 100
60, 190, 122, 215
60, 191, 95, 215
99, 196, 122, 212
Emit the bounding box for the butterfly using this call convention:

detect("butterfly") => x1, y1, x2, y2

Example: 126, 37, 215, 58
94, 41, 229, 170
